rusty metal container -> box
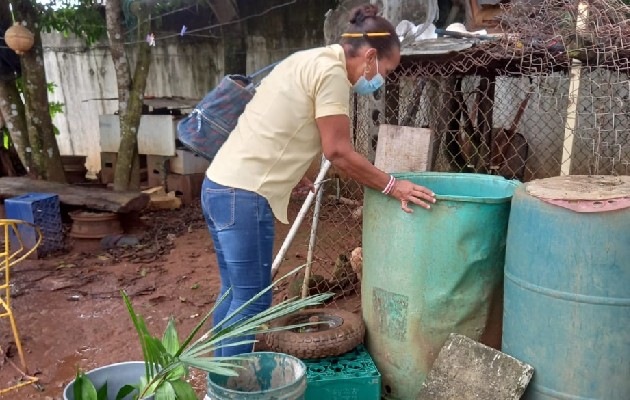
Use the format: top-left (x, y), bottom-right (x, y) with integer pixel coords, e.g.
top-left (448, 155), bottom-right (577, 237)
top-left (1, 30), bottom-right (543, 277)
top-left (69, 211), bottom-right (122, 239)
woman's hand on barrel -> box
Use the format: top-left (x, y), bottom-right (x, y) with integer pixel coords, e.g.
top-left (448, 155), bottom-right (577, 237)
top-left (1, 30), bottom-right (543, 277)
top-left (391, 179), bottom-right (436, 213)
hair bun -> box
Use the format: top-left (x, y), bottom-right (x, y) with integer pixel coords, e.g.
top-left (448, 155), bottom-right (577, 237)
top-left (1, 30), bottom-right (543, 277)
top-left (349, 4), bottom-right (379, 25)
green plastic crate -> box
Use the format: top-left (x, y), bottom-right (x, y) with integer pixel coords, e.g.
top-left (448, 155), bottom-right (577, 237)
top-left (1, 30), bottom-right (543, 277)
top-left (303, 345), bottom-right (381, 400)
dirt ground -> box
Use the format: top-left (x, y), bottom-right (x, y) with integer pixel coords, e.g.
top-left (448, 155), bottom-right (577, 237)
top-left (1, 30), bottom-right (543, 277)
top-left (0, 200), bottom-right (360, 399)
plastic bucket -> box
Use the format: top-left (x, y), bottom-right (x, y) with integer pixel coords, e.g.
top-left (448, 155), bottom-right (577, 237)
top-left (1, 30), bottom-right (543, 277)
top-left (63, 361), bottom-right (153, 400)
top-left (205, 352), bottom-right (307, 400)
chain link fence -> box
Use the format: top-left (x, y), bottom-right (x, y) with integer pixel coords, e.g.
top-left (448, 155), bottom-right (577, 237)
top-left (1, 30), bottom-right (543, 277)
top-left (285, 0), bottom-right (630, 307)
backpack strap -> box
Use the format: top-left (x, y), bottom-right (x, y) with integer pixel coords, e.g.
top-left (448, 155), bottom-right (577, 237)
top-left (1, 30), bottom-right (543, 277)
top-left (248, 60), bottom-right (282, 80)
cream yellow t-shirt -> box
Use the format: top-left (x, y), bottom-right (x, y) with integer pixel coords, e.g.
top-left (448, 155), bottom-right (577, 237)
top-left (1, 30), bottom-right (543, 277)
top-left (206, 44), bottom-right (351, 224)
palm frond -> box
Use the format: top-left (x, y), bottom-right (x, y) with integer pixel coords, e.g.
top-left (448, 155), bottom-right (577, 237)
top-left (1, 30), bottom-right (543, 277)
top-left (177, 356), bottom-right (248, 377)
top-left (174, 288), bottom-right (232, 358)
top-left (117, 264), bottom-right (333, 400)
top-left (122, 290), bottom-right (153, 381)
top-left (182, 339), bottom-right (258, 359)
top-left (162, 318), bottom-right (180, 355)
top-left (182, 293), bottom-right (331, 361)
top-left (207, 266), bottom-right (307, 336)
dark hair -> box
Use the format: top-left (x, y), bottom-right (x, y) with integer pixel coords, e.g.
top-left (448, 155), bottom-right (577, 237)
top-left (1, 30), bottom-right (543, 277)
top-left (340, 4), bottom-right (400, 59)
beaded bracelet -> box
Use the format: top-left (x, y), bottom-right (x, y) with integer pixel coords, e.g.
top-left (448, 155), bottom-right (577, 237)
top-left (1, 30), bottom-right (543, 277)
top-left (382, 175), bottom-right (396, 195)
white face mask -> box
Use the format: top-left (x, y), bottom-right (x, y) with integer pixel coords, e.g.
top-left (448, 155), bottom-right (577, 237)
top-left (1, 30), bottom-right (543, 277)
top-left (353, 57), bottom-right (385, 95)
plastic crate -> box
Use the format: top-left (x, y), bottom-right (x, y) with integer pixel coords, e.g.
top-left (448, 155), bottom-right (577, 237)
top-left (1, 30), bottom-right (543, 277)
top-left (303, 345), bottom-right (381, 400)
top-left (4, 193), bottom-right (64, 257)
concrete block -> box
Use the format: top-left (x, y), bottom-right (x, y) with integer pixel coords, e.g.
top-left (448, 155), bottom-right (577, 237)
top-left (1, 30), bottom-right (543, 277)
top-left (169, 149), bottom-right (210, 174)
top-left (100, 152), bottom-right (117, 184)
top-left (419, 333), bottom-right (534, 400)
top-left (101, 153), bottom-right (149, 185)
top-left (147, 155), bottom-right (170, 188)
top-left (99, 114), bottom-right (177, 156)
top-left (166, 172), bottom-right (204, 205)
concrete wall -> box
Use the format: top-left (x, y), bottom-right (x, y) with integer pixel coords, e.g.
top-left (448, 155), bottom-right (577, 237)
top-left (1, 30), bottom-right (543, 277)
top-left (43, 33), bottom-right (223, 175)
top-left (43, 0), bottom-right (335, 175)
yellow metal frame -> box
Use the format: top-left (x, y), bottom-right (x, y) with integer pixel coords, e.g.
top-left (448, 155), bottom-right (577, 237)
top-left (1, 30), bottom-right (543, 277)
top-left (0, 219), bottom-right (42, 394)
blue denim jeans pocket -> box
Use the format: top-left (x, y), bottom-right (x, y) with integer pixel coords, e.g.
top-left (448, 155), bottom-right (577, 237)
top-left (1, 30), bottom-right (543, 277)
top-left (202, 180), bottom-right (236, 231)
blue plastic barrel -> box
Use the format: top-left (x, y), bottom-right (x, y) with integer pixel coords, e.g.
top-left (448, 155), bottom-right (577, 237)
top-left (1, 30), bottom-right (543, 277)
top-left (362, 172), bottom-right (520, 400)
top-left (503, 176), bottom-right (630, 399)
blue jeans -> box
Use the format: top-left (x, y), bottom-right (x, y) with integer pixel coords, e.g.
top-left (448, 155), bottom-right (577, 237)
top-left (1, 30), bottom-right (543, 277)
top-left (201, 178), bottom-right (275, 357)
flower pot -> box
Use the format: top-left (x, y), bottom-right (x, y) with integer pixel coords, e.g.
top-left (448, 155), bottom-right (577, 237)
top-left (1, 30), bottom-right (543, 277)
top-left (4, 23), bottom-right (34, 55)
top-left (63, 361), bottom-right (154, 400)
top-left (205, 352), bottom-right (307, 400)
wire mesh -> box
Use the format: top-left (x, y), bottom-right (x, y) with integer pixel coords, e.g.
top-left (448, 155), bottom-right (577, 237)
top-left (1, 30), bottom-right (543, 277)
top-left (288, 0), bottom-right (630, 307)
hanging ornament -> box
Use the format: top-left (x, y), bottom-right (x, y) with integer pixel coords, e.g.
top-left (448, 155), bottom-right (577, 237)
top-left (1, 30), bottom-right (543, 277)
top-left (4, 22), bottom-right (35, 55)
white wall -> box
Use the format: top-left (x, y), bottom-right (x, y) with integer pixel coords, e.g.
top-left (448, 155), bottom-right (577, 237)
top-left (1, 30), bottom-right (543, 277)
top-left (42, 32), bottom-right (222, 175)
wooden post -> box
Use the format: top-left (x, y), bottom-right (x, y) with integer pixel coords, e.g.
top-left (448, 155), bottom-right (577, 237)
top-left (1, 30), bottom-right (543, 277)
top-left (561, 1), bottom-right (588, 176)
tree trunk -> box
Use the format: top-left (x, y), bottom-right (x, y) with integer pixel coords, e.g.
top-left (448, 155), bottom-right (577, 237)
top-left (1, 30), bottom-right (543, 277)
top-left (106, 0), bottom-right (152, 191)
top-left (0, 79), bottom-right (32, 172)
top-left (10, 0), bottom-right (66, 183)
top-left (0, 136), bottom-right (26, 177)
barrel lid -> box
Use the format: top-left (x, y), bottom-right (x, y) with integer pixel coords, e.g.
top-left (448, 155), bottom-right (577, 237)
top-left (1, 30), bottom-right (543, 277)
top-left (526, 175), bottom-right (630, 213)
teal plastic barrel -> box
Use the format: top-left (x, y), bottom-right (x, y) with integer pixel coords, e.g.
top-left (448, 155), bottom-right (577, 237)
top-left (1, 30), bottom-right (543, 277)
top-left (503, 176), bottom-right (630, 399)
top-left (205, 352), bottom-right (307, 400)
top-left (362, 172), bottom-right (520, 400)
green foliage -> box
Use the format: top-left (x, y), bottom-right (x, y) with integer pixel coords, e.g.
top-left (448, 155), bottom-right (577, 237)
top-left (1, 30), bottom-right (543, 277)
top-left (38, 0), bottom-right (107, 46)
top-left (47, 83), bottom-right (64, 135)
top-left (72, 371), bottom-right (99, 400)
top-left (72, 264), bottom-right (333, 400)
top-left (2, 130), bottom-right (8, 150)
top-left (47, 82), bottom-right (64, 119)
top-left (12, 78), bottom-right (63, 135)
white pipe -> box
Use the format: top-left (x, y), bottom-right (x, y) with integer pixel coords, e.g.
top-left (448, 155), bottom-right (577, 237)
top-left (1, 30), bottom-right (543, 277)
top-left (271, 159), bottom-right (332, 279)
top-left (301, 156), bottom-right (327, 299)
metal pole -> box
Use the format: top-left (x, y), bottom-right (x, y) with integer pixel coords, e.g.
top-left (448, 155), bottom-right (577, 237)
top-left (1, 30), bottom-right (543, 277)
top-left (271, 159), bottom-right (331, 279)
top-left (301, 156), bottom-right (327, 299)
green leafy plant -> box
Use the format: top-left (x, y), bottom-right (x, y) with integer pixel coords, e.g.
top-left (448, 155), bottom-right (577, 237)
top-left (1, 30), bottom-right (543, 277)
top-left (11, 79), bottom-right (64, 136)
top-left (71, 265), bottom-right (332, 400)
top-left (39, 0), bottom-right (107, 47)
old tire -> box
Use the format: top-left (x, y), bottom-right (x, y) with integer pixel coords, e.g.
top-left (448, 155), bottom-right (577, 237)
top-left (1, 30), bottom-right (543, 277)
top-left (265, 308), bottom-right (365, 359)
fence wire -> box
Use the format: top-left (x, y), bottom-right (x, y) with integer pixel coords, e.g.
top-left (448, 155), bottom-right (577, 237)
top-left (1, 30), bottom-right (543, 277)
top-left (285, 0), bottom-right (630, 307)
